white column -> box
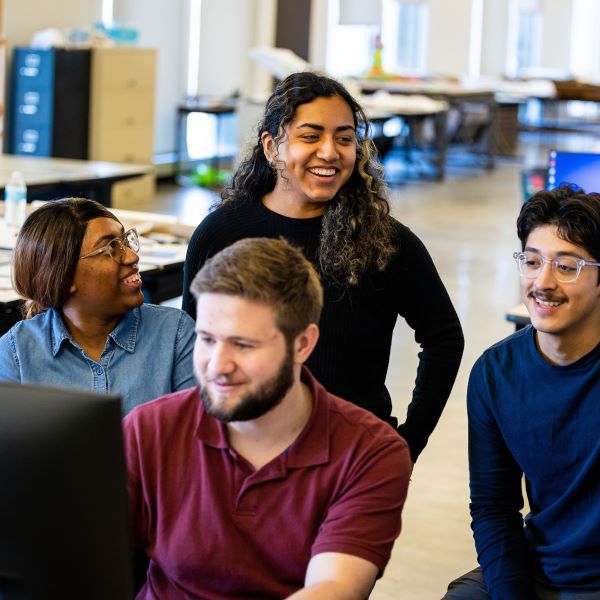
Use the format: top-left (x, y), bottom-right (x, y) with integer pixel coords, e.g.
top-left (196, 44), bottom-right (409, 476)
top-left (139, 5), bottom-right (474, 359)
top-left (427, 0), bottom-right (474, 76)
top-left (540, 0), bottom-right (573, 73)
top-left (570, 0), bottom-right (600, 78)
top-left (309, 0), bottom-right (329, 70)
top-left (480, 0), bottom-right (511, 77)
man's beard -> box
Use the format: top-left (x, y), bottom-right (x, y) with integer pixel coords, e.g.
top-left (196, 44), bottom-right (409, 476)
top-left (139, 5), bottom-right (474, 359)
top-left (198, 344), bottom-right (294, 422)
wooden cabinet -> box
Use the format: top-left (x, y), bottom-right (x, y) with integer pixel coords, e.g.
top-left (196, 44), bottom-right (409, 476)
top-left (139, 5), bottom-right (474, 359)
top-left (110, 172), bottom-right (156, 208)
top-left (7, 46), bottom-right (156, 166)
top-left (88, 48), bottom-right (156, 165)
top-left (5, 44), bottom-right (157, 207)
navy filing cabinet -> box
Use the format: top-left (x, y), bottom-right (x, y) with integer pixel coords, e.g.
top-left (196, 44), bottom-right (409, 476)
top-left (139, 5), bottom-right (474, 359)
top-left (9, 47), bottom-right (91, 159)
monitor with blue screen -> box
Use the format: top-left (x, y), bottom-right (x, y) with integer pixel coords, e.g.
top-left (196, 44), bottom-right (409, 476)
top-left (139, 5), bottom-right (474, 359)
top-left (547, 150), bottom-right (600, 193)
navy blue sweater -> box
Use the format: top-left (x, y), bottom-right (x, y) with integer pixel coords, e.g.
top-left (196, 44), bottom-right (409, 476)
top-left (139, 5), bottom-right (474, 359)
top-left (468, 326), bottom-right (600, 598)
top-left (182, 199), bottom-right (464, 462)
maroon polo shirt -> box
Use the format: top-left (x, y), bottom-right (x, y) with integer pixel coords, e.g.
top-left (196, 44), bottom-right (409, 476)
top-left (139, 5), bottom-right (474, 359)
top-left (124, 367), bottom-right (410, 599)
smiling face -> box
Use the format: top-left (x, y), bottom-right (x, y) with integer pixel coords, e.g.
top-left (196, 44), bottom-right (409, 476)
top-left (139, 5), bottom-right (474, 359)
top-left (521, 224), bottom-right (600, 362)
top-left (193, 293), bottom-right (298, 422)
top-left (261, 95), bottom-right (357, 218)
top-left (65, 217), bottom-right (144, 322)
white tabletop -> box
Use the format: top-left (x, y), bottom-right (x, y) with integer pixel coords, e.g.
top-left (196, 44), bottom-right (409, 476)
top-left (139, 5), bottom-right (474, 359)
top-left (356, 78), bottom-right (496, 98)
top-left (0, 155), bottom-right (151, 188)
top-left (359, 91), bottom-right (448, 117)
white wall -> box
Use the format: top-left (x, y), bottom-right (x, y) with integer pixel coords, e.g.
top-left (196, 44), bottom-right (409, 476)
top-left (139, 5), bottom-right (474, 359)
top-left (540, 0), bottom-right (573, 72)
top-left (309, 0), bottom-right (329, 70)
top-left (570, 0), bottom-right (600, 79)
top-left (113, 0), bottom-right (188, 155)
top-left (427, 0), bottom-right (474, 76)
top-left (4, 0), bottom-right (101, 49)
top-left (480, 0), bottom-right (510, 77)
top-left (197, 0), bottom-right (254, 97)
top-left (245, 0), bottom-right (278, 98)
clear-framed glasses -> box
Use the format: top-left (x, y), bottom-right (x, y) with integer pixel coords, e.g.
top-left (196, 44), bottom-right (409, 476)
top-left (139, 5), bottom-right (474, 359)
top-left (80, 228), bottom-right (140, 265)
top-left (513, 251), bottom-right (600, 283)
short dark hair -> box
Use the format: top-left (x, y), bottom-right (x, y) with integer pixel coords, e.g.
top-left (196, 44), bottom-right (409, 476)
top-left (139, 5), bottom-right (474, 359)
top-left (517, 186), bottom-right (600, 275)
top-left (190, 237), bottom-right (323, 344)
top-left (12, 198), bottom-right (120, 318)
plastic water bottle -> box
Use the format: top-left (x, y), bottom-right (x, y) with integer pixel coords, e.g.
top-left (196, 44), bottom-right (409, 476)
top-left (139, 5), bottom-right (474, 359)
top-left (5, 171), bottom-right (27, 230)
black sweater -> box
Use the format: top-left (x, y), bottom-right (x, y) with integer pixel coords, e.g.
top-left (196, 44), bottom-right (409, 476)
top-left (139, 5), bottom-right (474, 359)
top-left (182, 200), bottom-right (464, 461)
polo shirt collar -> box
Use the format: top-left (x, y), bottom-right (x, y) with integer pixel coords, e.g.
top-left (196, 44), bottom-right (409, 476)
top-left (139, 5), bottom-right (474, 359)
top-left (196, 398), bottom-right (230, 450)
top-left (49, 307), bottom-right (140, 356)
top-left (195, 366), bottom-right (331, 468)
top-left (285, 367), bottom-right (330, 468)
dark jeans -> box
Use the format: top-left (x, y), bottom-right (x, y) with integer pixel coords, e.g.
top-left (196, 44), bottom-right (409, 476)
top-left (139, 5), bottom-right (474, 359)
top-left (443, 568), bottom-right (491, 600)
top-left (443, 567), bottom-right (600, 600)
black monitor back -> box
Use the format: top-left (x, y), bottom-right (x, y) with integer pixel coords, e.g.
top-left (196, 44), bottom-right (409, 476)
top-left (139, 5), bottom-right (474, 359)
top-left (0, 382), bottom-right (133, 599)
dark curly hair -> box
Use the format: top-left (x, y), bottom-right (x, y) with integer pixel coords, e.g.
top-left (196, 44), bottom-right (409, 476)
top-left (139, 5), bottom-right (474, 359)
top-left (518, 185), bottom-right (600, 282)
top-left (220, 71), bottom-right (396, 285)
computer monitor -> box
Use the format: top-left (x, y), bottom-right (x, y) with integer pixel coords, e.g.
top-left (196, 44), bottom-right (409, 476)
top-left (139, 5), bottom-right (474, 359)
top-left (547, 149), bottom-right (600, 193)
top-left (0, 382), bottom-right (134, 600)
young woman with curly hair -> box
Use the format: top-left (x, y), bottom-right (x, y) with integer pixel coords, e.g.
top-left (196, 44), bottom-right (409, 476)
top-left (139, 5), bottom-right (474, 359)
top-left (182, 71), bottom-right (463, 462)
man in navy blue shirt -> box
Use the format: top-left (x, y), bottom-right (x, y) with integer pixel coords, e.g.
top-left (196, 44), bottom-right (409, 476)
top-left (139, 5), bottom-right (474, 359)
top-left (444, 185), bottom-right (600, 600)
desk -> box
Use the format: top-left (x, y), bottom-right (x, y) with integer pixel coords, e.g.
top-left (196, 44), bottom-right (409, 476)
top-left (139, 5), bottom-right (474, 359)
top-left (0, 205), bottom-right (192, 335)
top-left (0, 155), bottom-right (151, 207)
top-left (174, 98), bottom-right (237, 179)
top-left (505, 303), bottom-right (530, 330)
top-left (358, 79), bottom-right (498, 169)
top-left (359, 92), bottom-right (449, 180)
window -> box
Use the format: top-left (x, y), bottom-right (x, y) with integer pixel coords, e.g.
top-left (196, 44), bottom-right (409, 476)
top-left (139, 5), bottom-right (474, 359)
top-left (326, 0), bottom-right (429, 77)
top-left (101, 0), bottom-right (113, 24)
top-left (385, 2), bottom-right (429, 74)
top-left (517, 9), bottom-right (542, 72)
top-left (326, 0), bottom-right (374, 77)
top-left (506, 0), bottom-right (543, 77)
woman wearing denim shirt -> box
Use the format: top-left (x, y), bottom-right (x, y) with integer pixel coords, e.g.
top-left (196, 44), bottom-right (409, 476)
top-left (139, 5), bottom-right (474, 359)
top-left (0, 198), bottom-right (196, 414)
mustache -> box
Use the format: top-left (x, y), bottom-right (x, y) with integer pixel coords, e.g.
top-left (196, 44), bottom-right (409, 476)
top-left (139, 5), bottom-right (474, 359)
top-left (204, 373), bottom-right (242, 385)
top-left (529, 291), bottom-right (564, 301)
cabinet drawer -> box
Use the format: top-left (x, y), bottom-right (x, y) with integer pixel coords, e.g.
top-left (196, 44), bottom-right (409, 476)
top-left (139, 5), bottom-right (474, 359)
top-left (13, 88), bottom-right (53, 124)
top-left (92, 91), bottom-right (154, 128)
top-left (11, 123), bottom-right (52, 156)
top-left (90, 126), bottom-right (154, 164)
top-left (91, 48), bottom-right (156, 91)
top-left (111, 174), bottom-right (156, 207)
top-left (13, 48), bottom-right (54, 87)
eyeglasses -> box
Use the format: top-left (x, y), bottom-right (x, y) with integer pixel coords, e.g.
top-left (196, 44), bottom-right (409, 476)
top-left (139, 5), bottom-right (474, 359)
top-left (80, 229), bottom-right (140, 264)
top-left (513, 251), bottom-right (600, 283)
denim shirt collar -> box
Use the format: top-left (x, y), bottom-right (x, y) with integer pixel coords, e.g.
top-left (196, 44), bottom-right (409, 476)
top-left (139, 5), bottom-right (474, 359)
top-left (49, 307), bottom-right (140, 357)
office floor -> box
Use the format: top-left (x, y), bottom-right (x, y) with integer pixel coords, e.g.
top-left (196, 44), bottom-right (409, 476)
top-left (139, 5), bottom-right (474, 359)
top-left (124, 129), bottom-right (600, 600)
